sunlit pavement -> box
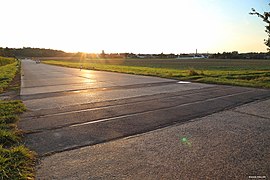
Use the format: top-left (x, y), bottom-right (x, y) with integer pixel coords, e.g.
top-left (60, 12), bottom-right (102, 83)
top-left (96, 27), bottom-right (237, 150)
top-left (19, 59), bottom-right (270, 179)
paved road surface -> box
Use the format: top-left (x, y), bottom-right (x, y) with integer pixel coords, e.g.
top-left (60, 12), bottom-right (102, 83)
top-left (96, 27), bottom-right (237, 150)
top-left (19, 59), bottom-right (270, 179)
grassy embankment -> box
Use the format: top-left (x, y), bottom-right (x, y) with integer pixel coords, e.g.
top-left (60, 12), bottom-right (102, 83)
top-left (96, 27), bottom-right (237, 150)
top-left (0, 57), bottom-right (18, 93)
top-left (43, 58), bottom-right (270, 88)
top-left (0, 57), bottom-right (35, 179)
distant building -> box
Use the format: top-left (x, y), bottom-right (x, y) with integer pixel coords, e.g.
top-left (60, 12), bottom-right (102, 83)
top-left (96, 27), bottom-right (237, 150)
top-left (100, 50), bottom-right (105, 58)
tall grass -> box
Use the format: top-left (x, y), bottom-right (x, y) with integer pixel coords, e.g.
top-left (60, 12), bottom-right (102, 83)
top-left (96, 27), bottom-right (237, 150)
top-left (0, 57), bottom-right (18, 93)
top-left (0, 57), bottom-right (15, 66)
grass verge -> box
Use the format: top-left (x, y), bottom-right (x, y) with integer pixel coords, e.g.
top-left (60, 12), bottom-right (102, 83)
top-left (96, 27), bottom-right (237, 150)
top-left (43, 60), bottom-right (270, 88)
top-left (0, 57), bottom-right (15, 66)
top-left (0, 56), bottom-right (35, 179)
top-left (0, 57), bottom-right (18, 93)
top-left (0, 100), bottom-right (35, 180)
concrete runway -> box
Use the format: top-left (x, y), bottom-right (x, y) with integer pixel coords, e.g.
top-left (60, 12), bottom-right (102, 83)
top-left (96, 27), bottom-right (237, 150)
top-left (19, 59), bottom-right (270, 179)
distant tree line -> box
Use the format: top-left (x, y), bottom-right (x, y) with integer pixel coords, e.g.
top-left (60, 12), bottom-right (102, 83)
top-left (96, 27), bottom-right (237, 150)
top-left (210, 51), bottom-right (270, 59)
top-left (1, 47), bottom-right (270, 60)
top-left (0, 47), bottom-right (68, 58)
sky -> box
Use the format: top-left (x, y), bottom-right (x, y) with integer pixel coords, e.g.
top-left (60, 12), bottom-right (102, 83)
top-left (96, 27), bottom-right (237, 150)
top-left (0, 0), bottom-right (269, 54)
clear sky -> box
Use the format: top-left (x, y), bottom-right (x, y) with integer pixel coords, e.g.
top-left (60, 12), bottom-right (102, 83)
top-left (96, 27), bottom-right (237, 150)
top-left (0, 0), bottom-right (269, 54)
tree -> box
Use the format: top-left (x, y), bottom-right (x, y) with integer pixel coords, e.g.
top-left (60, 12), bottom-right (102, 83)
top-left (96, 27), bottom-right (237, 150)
top-left (250, 4), bottom-right (270, 51)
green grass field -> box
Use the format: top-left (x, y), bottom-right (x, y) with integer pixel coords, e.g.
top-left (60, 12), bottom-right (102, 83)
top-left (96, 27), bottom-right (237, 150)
top-left (43, 58), bottom-right (270, 88)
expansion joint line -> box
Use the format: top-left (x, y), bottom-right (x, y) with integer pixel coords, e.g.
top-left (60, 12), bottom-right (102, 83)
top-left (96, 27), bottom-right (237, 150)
top-left (232, 110), bottom-right (270, 120)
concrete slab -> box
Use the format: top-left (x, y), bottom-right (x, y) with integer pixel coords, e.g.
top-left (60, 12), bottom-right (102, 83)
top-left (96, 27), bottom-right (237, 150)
top-left (36, 102), bottom-right (270, 179)
top-left (22, 82), bottom-right (215, 110)
top-left (21, 82), bottom-right (110, 95)
top-left (234, 99), bottom-right (270, 119)
top-left (19, 86), bottom-right (251, 131)
top-left (21, 59), bottom-right (177, 91)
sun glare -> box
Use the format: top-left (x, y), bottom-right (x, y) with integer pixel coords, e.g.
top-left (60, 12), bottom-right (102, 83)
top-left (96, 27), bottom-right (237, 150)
top-left (0, 0), bottom-right (268, 53)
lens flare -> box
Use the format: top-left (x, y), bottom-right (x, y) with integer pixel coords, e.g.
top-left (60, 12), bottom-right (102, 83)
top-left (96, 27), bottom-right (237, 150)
top-left (180, 137), bottom-right (192, 147)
